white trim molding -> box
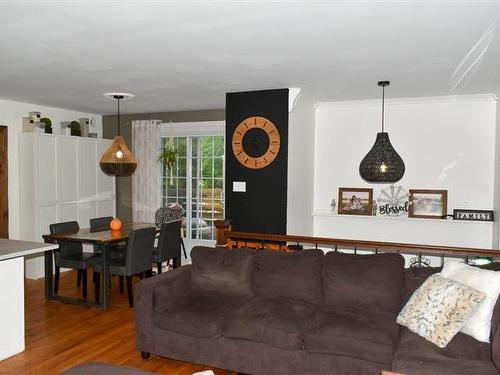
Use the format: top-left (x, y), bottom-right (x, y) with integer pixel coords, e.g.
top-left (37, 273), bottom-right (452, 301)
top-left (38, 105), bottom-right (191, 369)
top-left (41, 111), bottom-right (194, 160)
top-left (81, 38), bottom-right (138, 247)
top-left (160, 121), bottom-right (225, 137)
top-left (316, 93), bottom-right (497, 110)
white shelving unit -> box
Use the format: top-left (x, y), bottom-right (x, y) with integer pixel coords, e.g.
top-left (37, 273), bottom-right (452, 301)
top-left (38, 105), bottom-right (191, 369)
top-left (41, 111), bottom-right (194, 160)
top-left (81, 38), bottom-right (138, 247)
top-left (19, 133), bottom-right (116, 279)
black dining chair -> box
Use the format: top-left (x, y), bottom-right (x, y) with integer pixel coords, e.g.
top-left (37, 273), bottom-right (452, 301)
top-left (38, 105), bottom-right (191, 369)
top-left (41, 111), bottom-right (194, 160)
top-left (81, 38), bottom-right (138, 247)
top-left (94, 227), bottom-right (156, 307)
top-left (153, 220), bottom-right (182, 273)
top-left (89, 216), bottom-right (127, 292)
top-left (49, 221), bottom-right (95, 299)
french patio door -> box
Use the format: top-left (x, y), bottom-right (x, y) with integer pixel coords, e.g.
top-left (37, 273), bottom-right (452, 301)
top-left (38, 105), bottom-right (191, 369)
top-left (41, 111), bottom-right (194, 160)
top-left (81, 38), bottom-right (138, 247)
top-left (161, 128), bottom-right (224, 249)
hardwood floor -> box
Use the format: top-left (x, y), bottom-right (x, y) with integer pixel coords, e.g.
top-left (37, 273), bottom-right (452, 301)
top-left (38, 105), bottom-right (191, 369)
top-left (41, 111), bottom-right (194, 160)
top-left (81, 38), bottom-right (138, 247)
top-left (0, 270), bottom-right (237, 375)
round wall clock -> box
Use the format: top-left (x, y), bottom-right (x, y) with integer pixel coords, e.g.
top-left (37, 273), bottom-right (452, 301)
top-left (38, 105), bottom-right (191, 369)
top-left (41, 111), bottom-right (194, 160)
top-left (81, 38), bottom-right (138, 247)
top-left (232, 116), bottom-right (280, 169)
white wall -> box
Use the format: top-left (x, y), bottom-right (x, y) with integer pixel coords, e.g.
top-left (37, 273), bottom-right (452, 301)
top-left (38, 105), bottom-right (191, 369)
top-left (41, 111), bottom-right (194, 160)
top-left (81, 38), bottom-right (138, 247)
top-left (0, 98), bottom-right (102, 239)
top-left (494, 100), bottom-right (500, 248)
top-left (287, 94), bottom-right (315, 235)
top-left (313, 95), bottom-right (497, 248)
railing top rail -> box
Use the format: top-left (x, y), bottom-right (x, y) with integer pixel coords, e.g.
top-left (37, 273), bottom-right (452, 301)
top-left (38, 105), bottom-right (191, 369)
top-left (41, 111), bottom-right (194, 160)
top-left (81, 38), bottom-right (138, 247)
top-left (224, 230), bottom-right (500, 258)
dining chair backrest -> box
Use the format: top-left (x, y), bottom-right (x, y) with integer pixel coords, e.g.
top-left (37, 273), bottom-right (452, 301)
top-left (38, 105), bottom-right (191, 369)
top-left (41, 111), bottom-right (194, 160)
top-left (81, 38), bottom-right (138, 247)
top-left (49, 221), bottom-right (82, 257)
top-left (156, 221), bottom-right (181, 263)
top-left (89, 216), bottom-right (113, 230)
top-left (90, 216), bottom-right (114, 253)
top-left (125, 227), bottom-right (156, 275)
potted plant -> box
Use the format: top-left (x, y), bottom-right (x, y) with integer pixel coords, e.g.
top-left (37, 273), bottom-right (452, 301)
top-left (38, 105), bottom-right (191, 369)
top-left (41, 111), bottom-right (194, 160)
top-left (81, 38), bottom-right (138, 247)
top-left (40, 117), bottom-right (52, 134)
top-left (157, 143), bottom-right (177, 185)
top-left (70, 121), bottom-right (81, 136)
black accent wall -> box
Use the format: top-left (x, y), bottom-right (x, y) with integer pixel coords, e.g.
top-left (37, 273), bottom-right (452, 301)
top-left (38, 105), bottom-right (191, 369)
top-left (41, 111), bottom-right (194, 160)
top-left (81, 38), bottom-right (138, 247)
top-left (225, 89), bottom-right (289, 234)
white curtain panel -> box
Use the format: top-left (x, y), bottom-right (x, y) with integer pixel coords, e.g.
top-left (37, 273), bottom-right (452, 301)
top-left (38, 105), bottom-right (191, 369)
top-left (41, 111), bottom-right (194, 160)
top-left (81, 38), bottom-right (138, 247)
top-left (131, 119), bottom-right (162, 223)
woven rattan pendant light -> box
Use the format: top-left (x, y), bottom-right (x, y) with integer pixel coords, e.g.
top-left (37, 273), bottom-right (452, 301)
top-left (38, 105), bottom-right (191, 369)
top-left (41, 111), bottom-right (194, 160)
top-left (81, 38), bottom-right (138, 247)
top-left (359, 81), bottom-right (405, 183)
top-left (100, 93), bottom-right (137, 176)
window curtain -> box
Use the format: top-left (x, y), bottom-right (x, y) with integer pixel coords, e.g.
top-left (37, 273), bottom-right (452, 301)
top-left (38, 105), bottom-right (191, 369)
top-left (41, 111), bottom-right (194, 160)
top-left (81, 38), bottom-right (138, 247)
top-left (131, 120), bottom-right (162, 223)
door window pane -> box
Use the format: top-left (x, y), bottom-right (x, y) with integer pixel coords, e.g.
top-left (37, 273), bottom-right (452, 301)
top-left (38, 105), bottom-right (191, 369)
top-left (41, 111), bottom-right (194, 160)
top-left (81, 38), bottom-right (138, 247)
top-left (161, 135), bottom-right (224, 241)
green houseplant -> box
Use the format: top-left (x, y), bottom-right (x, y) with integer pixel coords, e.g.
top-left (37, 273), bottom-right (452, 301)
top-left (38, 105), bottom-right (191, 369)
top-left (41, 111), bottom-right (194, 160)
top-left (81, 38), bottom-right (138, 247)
top-left (70, 121), bottom-right (81, 136)
top-left (40, 117), bottom-right (52, 134)
top-left (157, 143), bottom-right (177, 185)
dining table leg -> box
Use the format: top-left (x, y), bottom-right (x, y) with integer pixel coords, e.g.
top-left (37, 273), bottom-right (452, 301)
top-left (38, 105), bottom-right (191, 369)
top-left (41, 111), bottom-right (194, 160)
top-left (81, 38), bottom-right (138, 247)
top-left (101, 243), bottom-right (110, 310)
top-left (44, 249), bottom-right (54, 301)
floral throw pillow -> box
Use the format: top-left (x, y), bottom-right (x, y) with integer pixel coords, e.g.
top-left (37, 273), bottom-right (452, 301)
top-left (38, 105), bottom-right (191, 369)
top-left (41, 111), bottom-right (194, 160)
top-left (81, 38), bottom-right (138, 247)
top-left (397, 273), bottom-right (485, 348)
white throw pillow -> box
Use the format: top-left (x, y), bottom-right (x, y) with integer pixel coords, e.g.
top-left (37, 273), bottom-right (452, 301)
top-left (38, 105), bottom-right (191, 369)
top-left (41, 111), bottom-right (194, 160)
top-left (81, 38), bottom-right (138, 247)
top-left (441, 261), bottom-right (500, 342)
top-left (397, 273), bottom-right (485, 348)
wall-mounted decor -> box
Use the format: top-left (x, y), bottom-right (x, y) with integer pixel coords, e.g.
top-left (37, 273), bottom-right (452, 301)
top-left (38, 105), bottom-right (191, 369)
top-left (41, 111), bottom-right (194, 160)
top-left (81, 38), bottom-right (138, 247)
top-left (225, 89), bottom-right (289, 234)
top-left (377, 185), bottom-right (409, 216)
top-left (409, 189), bottom-right (448, 219)
top-left (453, 209), bottom-right (494, 222)
top-left (231, 116), bottom-right (280, 169)
top-left (99, 93), bottom-right (138, 176)
top-left (338, 187), bottom-right (373, 216)
top-left (359, 81), bottom-right (405, 183)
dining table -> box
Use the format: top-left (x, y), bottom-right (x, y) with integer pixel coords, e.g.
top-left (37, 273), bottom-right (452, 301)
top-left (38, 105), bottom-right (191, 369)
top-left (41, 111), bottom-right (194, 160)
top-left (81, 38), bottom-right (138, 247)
top-left (42, 222), bottom-right (157, 310)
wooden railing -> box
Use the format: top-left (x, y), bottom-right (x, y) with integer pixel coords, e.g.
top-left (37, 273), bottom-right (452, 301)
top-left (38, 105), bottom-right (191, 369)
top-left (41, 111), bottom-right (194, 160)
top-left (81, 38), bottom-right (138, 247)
top-left (214, 220), bottom-right (500, 266)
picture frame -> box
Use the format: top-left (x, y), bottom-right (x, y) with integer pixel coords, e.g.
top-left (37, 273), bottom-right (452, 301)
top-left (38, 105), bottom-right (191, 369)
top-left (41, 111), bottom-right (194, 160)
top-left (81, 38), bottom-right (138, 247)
top-left (408, 189), bottom-right (448, 219)
top-left (338, 187), bottom-right (373, 216)
top-left (453, 209), bottom-right (494, 222)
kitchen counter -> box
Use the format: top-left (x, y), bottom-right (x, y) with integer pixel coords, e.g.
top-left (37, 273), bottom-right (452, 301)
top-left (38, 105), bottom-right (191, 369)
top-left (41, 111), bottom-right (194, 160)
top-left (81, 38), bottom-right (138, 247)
top-left (0, 238), bottom-right (58, 361)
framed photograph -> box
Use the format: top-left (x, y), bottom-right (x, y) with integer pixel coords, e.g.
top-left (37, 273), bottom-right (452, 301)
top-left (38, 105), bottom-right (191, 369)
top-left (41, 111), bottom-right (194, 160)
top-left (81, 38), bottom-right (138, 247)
top-left (453, 209), bottom-right (494, 222)
top-left (338, 188), bottom-right (373, 216)
top-left (408, 189), bottom-right (448, 219)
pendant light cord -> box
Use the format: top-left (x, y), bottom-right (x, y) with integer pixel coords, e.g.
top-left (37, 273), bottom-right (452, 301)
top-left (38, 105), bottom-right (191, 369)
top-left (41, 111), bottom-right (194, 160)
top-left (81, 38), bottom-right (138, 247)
top-left (117, 96), bottom-right (121, 136)
top-left (381, 84), bottom-right (385, 133)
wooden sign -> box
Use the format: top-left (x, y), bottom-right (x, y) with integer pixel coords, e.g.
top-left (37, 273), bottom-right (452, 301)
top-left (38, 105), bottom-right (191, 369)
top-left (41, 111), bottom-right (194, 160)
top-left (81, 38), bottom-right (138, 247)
top-left (453, 209), bottom-right (494, 222)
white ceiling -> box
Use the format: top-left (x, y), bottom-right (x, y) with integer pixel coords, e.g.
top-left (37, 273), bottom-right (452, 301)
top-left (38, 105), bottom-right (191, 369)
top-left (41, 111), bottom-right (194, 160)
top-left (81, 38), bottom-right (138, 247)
top-left (0, 1), bottom-right (499, 114)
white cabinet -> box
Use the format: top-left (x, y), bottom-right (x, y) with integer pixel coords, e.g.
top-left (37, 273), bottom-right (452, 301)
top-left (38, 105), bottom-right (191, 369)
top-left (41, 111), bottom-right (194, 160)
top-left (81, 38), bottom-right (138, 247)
top-left (19, 133), bottom-right (116, 279)
top-left (58, 137), bottom-right (78, 202)
top-left (97, 141), bottom-right (114, 196)
top-left (37, 136), bottom-right (57, 203)
top-left (78, 139), bottom-right (97, 200)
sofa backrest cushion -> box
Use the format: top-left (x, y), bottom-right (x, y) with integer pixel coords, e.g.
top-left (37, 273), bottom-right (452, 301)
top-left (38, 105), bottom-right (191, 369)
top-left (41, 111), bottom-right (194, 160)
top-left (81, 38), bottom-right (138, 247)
top-left (404, 266), bottom-right (442, 303)
top-left (252, 249), bottom-right (324, 305)
top-left (480, 262), bottom-right (500, 339)
top-left (190, 246), bottom-right (254, 298)
top-left (323, 252), bottom-right (405, 316)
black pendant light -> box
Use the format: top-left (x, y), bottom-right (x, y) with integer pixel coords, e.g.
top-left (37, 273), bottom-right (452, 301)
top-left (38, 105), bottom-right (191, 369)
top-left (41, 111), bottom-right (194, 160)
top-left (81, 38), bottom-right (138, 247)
top-left (359, 81), bottom-right (405, 183)
top-left (100, 93), bottom-right (137, 176)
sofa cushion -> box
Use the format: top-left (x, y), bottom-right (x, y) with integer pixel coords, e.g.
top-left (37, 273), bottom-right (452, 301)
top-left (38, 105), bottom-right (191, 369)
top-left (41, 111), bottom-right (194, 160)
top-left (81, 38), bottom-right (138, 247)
top-left (396, 327), bottom-right (491, 361)
top-left (404, 266), bottom-right (441, 302)
top-left (323, 252), bottom-right (405, 316)
top-left (153, 293), bottom-right (244, 338)
top-left (481, 262), bottom-right (500, 339)
top-left (252, 249), bottom-right (324, 305)
top-left (190, 246), bottom-right (254, 298)
top-left (304, 309), bottom-right (399, 364)
top-left (223, 297), bottom-right (317, 350)
top-left (392, 328), bottom-right (496, 375)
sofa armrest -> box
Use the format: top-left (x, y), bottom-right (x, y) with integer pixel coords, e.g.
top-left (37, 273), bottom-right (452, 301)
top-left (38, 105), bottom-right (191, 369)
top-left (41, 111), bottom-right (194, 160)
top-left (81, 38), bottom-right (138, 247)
top-left (134, 265), bottom-right (192, 353)
top-left (492, 321), bottom-right (500, 371)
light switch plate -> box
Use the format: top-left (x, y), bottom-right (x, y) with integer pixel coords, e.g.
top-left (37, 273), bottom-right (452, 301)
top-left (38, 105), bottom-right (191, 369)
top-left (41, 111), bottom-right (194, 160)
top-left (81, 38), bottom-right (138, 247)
top-left (233, 181), bottom-right (246, 192)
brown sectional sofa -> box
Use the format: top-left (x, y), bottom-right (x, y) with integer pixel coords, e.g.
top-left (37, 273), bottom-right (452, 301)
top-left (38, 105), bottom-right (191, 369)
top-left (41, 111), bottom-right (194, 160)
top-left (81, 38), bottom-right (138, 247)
top-left (135, 246), bottom-right (500, 375)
